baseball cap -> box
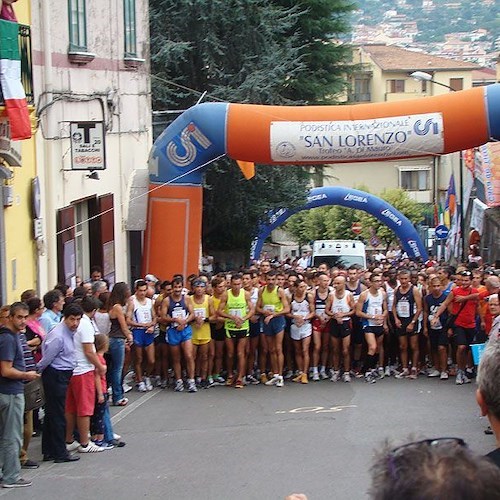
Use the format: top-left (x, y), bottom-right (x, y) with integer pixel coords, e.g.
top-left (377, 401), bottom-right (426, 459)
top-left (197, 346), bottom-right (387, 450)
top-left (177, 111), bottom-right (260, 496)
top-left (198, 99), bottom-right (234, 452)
top-left (145, 274), bottom-right (158, 283)
top-left (192, 279), bottom-right (207, 288)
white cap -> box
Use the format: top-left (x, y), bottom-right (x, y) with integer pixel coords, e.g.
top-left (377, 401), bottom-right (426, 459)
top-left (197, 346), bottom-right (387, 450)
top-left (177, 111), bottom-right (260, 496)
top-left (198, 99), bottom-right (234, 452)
top-left (145, 274), bottom-right (158, 283)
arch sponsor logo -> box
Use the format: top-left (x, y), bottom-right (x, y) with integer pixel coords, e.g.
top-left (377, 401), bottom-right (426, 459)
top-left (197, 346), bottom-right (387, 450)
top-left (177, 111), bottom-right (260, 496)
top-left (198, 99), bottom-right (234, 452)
top-left (166, 122), bottom-right (212, 167)
top-left (407, 240), bottom-right (421, 257)
top-left (344, 193), bottom-right (368, 203)
top-left (381, 208), bottom-right (402, 226)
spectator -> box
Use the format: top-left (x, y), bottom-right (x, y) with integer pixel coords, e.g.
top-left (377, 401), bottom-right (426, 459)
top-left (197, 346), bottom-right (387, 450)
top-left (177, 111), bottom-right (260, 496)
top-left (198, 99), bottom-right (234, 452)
top-left (37, 303), bottom-right (84, 463)
top-left (0, 302), bottom-right (40, 489)
top-left (477, 339), bottom-right (500, 467)
top-left (39, 289), bottom-right (65, 334)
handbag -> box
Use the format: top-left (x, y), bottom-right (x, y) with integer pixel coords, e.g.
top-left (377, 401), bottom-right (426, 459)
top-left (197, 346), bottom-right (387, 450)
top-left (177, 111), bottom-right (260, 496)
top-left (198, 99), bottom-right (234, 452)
top-left (24, 378), bottom-right (45, 411)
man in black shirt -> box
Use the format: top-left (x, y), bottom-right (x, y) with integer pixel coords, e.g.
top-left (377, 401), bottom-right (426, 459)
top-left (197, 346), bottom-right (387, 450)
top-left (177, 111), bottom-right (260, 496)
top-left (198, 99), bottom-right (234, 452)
top-left (476, 339), bottom-right (500, 468)
top-left (0, 302), bottom-right (40, 488)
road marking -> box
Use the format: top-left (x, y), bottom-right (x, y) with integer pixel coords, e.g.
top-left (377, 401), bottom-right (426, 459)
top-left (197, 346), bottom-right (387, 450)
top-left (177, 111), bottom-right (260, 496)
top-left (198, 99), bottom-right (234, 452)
top-left (111, 390), bottom-right (160, 425)
top-left (276, 404), bottom-right (357, 414)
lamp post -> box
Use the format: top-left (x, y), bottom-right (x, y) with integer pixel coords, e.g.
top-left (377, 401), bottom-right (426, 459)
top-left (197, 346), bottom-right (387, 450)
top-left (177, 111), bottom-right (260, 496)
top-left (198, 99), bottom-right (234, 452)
top-left (410, 71), bottom-right (466, 263)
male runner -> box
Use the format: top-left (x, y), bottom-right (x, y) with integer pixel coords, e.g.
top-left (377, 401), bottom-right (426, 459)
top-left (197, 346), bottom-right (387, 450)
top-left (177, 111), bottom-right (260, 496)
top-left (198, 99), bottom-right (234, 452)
top-left (326, 276), bottom-right (355, 382)
top-left (127, 280), bottom-right (156, 391)
top-left (218, 273), bottom-right (254, 388)
top-left (346, 265), bottom-right (366, 377)
top-left (242, 270), bottom-right (261, 384)
top-left (311, 272), bottom-right (331, 381)
top-left (356, 274), bottom-right (388, 384)
top-left (393, 269), bottom-right (423, 379)
top-left (161, 277), bottom-right (197, 392)
top-left (256, 270), bottom-right (290, 387)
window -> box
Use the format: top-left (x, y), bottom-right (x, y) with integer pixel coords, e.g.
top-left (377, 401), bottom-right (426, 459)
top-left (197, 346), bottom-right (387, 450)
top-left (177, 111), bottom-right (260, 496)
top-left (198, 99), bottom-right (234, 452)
top-left (124, 0), bottom-right (137, 57)
top-left (353, 78), bottom-right (371, 101)
top-left (449, 78), bottom-right (463, 91)
top-left (400, 168), bottom-right (430, 191)
top-left (68, 0), bottom-right (87, 52)
top-left (75, 201), bottom-right (90, 282)
top-left (388, 79), bottom-right (405, 93)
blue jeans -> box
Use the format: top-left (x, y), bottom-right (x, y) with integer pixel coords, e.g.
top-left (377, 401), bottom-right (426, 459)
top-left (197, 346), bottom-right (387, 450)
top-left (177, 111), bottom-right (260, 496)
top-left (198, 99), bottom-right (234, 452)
top-left (108, 337), bottom-right (125, 404)
top-left (0, 393), bottom-right (24, 484)
top-left (103, 404), bottom-right (114, 443)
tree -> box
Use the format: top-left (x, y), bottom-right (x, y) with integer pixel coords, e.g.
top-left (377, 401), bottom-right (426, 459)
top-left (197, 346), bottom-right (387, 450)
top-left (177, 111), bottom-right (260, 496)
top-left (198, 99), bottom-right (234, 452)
top-left (273, 0), bottom-right (356, 104)
top-left (150, 0), bottom-right (356, 256)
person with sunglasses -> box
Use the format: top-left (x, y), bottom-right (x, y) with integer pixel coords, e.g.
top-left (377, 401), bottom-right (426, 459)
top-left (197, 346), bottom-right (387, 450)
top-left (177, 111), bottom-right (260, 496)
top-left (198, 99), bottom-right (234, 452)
top-left (431, 270), bottom-right (479, 385)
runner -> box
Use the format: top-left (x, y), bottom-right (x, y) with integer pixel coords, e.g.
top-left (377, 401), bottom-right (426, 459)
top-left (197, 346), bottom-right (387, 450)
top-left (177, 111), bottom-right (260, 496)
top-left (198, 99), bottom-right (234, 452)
top-left (393, 269), bottom-right (423, 380)
top-left (423, 276), bottom-right (449, 379)
top-left (161, 277), bottom-right (197, 392)
top-left (311, 272), bottom-right (331, 381)
top-left (431, 270), bottom-right (479, 385)
top-left (326, 276), bottom-right (355, 382)
top-left (256, 270), bottom-right (290, 387)
top-left (208, 276), bottom-right (227, 386)
top-left (218, 273), bottom-right (254, 388)
top-left (287, 279), bottom-right (315, 384)
top-left (191, 279), bottom-right (214, 389)
top-left (127, 280), bottom-right (156, 392)
top-left (356, 274), bottom-right (388, 384)
top-left (346, 265), bottom-right (367, 377)
top-left (242, 270), bottom-right (261, 385)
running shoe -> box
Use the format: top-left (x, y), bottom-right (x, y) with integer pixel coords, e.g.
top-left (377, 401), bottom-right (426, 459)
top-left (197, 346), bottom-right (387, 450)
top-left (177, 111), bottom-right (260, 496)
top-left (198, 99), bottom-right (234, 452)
top-left (174, 379), bottom-right (184, 392)
top-left (395, 368), bottom-right (409, 379)
top-left (1, 478), bottom-right (32, 489)
top-left (246, 374), bottom-right (260, 385)
top-left (235, 379), bottom-right (244, 389)
top-left (292, 372), bottom-right (303, 383)
top-left (440, 371), bottom-right (449, 380)
top-left (276, 376), bottom-right (284, 387)
top-left (160, 379), bottom-right (168, 389)
top-left (187, 379), bottom-right (198, 392)
top-left (342, 372), bottom-right (351, 383)
top-left (265, 374), bottom-right (280, 386)
top-left (312, 372), bottom-right (320, 382)
top-left (384, 366), bottom-right (391, 378)
top-left (144, 377), bottom-right (153, 391)
top-left (213, 375), bottom-right (226, 385)
top-left (319, 369), bottom-right (328, 380)
top-left (65, 440), bottom-right (80, 452)
top-left (93, 440), bottom-right (114, 450)
top-left (462, 372), bottom-right (471, 384)
top-left (409, 368), bottom-right (418, 380)
top-left (137, 381), bottom-right (147, 392)
top-left (330, 370), bottom-right (340, 382)
top-left (113, 398), bottom-right (128, 406)
top-left (260, 373), bottom-right (269, 384)
top-left (78, 442), bottom-right (105, 453)
top-left (427, 368), bottom-right (440, 378)
top-left (365, 371), bottom-right (376, 384)
top-left (225, 376), bottom-right (234, 386)
top-left (377, 366), bottom-right (385, 379)
top-left (455, 370), bottom-right (464, 385)
top-left (122, 382), bottom-right (133, 393)
top-left (465, 367), bottom-right (475, 379)
top-left (207, 376), bottom-right (215, 388)
top-left (300, 373), bottom-right (309, 384)
top-left (284, 370), bottom-right (294, 380)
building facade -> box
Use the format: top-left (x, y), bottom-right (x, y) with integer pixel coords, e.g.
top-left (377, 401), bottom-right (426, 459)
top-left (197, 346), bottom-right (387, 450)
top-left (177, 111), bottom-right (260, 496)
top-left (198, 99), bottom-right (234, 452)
top-left (31, 0), bottom-right (152, 291)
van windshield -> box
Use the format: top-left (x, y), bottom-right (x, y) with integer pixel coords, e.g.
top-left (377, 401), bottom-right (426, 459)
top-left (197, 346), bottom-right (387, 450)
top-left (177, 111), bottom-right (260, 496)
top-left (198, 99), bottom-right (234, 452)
top-left (313, 256), bottom-right (365, 268)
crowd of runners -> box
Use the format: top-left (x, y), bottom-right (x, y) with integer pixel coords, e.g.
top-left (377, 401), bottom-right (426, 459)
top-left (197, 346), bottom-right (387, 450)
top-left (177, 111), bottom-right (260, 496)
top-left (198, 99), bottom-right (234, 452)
top-left (114, 254), bottom-right (500, 394)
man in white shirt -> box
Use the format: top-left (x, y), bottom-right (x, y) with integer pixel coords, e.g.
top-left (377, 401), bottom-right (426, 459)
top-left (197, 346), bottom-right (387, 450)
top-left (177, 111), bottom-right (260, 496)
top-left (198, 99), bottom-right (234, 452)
top-left (64, 297), bottom-right (107, 453)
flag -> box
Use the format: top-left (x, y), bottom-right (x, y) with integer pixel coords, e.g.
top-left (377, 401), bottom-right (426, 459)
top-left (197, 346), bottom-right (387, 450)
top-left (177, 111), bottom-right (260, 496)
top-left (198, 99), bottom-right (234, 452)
top-left (444, 173), bottom-right (456, 227)
top-left (0, 19), bottom-right (31, 140)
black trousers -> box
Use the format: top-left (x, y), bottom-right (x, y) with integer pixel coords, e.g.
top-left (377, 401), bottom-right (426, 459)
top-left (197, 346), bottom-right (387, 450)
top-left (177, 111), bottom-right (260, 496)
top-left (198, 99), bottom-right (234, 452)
top-left (41, 366), bottom-right (73, 459)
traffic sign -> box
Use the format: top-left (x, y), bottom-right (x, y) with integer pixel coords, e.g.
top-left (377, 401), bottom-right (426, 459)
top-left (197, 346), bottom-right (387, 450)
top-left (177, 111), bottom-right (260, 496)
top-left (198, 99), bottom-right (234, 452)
top-left (370, 236), bottom-right (381, 247)
top-left (352, 222), bottom-right (362, 235)
top-left (435, 224), bottom-right (450, 240)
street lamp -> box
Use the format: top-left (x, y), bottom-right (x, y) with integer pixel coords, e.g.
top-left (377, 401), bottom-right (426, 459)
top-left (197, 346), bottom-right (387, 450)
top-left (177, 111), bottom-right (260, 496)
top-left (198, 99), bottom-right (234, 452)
top-left (410, 70), bottom-right (466, 262)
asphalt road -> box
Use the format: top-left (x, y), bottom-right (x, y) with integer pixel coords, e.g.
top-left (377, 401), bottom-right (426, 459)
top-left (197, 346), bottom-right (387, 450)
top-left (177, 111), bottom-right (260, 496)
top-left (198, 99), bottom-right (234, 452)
top-left (2, 376), bottom-right (494, 500)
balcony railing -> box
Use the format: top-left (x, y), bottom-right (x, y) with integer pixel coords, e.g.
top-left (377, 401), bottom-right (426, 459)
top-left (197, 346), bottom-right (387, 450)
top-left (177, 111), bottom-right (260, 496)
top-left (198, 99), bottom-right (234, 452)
top-left (0, 24), bottom-right (34, 106)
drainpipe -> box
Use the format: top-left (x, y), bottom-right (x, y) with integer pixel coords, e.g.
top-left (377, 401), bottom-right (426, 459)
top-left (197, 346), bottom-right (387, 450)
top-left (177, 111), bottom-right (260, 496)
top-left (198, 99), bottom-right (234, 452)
top-left (0, 167), bottom-right (13, 304)
top-left (40, 0), bottom-right (57, 291)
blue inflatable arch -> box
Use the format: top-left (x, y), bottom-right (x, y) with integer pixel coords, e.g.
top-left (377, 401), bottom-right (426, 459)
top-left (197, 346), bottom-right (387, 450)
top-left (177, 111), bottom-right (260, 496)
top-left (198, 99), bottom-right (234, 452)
top-left (249, 186), bottom-right (428, 262)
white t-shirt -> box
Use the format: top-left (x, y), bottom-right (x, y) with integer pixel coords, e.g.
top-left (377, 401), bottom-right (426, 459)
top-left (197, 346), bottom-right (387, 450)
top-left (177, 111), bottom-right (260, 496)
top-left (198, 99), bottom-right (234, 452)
top-left (73, 314), bottom-right (96, 376)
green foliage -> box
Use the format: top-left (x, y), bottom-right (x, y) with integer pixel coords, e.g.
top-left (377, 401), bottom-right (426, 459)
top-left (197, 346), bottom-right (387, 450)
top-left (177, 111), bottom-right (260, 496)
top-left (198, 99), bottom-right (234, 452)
top-left (273, 0), bottom-right (356, 103)
top-left (150, 0), bottom-right (355, 254)
top-left (284, 188), bottom-right (424, 249)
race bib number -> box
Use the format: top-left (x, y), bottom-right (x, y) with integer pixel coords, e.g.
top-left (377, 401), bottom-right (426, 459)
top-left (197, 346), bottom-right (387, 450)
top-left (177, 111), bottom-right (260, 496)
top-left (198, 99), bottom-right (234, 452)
top-left (194, 308), bottom-right (206, 320)
top-left (263, 305), bottom-right (275, 313)
top-left (396, 301), bottom-right (410, 318)
top-left (229, 308), bottom-right (243, 318)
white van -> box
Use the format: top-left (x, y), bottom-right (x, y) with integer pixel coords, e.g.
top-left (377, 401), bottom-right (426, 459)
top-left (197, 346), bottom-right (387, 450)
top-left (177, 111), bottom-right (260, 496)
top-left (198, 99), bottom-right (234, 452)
top-left (312, 240), bottom-right (367, 269)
